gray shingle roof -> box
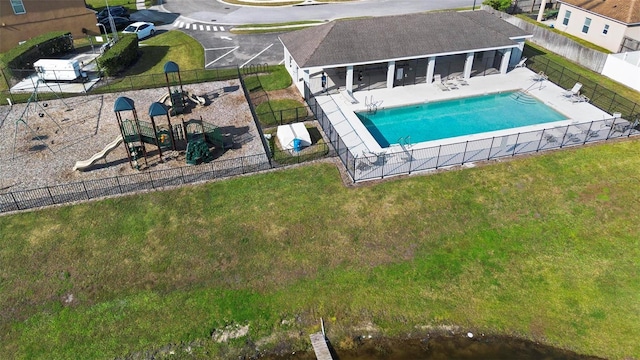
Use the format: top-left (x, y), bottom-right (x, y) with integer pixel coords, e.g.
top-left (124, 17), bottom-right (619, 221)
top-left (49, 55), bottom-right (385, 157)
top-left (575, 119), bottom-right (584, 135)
top-left (279, 10), bottom-right (531, 69)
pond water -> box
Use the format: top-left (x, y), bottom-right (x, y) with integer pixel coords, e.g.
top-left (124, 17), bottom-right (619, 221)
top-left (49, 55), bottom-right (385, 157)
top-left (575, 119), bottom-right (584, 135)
top-left (262, 335), bottom-right (604, 360)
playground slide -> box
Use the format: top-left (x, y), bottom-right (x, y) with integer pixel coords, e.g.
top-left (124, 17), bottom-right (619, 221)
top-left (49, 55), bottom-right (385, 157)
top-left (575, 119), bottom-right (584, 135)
top-left (73, 136), bottom-right (123, 171)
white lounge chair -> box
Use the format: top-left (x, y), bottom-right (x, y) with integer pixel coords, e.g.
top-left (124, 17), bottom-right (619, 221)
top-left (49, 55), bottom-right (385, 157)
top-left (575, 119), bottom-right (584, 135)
top-left (361, 150), bottom-right (386, 166)
top-left (569, 94), bottom-right (589, 103)
top-left (532, 71), bottom-right (548, 82)
top-left (456, 76), bottom-right (469, 86)
top-left (433, 74), bottom-right (450, 91)
top-left (563, 82), bottom-right (582, 97)
top-left (514, 57), bottom-right (527, 68)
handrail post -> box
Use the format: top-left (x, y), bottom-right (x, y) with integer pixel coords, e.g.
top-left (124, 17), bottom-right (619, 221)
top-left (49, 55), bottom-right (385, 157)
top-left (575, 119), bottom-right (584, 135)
top-left (488, 137), bottom-right (496, 160)
top-left (462, 141), bottom-right (469, 164)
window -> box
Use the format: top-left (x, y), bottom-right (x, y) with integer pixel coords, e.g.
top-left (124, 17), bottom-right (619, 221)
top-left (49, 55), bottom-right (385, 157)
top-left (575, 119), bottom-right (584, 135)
top-left (603, 24), bottom-right (610, 35)
top-left (562, 10), bottom-right (571, 26)
top-left (582, 17), bottom-right (591, 33)
top-left (10, 0), bottom-right (26, 14)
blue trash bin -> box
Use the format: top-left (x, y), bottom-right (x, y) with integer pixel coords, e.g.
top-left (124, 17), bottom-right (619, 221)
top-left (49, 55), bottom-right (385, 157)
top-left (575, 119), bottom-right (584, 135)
top-left (292, 138), bottom-right (301, 152)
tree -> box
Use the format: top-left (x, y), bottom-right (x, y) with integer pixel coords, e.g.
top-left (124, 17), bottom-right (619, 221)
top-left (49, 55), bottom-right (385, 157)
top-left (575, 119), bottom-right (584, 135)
top-left (483, 0), bottom-right (513, 11)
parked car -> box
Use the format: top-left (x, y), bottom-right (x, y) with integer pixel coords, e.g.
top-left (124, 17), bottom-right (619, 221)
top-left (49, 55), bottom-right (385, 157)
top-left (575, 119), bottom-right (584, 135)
top-left (98, 16), bottom-right (131, 33)
top-left (96, 6), bottom-right (129, 21)
top-left (122, 22), bottom-right (156, 39)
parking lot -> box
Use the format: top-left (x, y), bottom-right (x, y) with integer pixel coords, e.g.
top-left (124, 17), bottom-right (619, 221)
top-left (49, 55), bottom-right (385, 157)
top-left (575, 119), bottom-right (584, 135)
top-left (176, 23), bottom-right (285, 68)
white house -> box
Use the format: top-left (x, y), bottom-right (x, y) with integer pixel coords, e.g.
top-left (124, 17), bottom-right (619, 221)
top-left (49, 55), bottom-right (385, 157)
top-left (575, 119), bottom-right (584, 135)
top-left (555, 0), bottom-right (640, 53)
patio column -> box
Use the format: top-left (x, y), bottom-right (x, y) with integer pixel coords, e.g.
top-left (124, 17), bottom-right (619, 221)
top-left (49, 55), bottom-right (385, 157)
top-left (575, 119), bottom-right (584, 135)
top-left (463, 52), bottom-right (474, 79)
top-left (302, 69), bottom-right (310, 99)
top-left (346, 65), bottom-right (354, 94)
top-left (500, 49), bottom-right (512, 74)
top-left (536, 0), bottom-right (549, 22)
top-left (387, 61), bottom-right (395, 89)
top-left (426, 56), bottom-right (436, 84)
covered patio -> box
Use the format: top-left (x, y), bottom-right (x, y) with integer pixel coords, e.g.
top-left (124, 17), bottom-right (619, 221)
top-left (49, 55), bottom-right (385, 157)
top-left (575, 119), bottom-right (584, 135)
top-left (279, 10), bottom-right (532, 97)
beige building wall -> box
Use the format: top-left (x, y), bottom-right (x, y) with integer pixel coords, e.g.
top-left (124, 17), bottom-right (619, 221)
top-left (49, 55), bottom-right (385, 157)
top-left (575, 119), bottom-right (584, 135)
top-left (554, 4), bottom-right (627, 52)
top-left (0, 0), bottom-right (98, 52)
top-left (626, 26), bottom-right (640, 40)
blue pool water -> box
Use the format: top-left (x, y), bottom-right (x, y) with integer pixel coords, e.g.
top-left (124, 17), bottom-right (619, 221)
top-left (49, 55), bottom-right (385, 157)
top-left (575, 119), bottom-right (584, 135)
top-left (356, 91), bottom-right (566, 148)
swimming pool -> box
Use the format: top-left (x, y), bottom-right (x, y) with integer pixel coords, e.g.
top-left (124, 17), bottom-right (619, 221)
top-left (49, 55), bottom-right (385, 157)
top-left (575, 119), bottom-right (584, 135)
top-left (355, 91), bottom-right (566, 148)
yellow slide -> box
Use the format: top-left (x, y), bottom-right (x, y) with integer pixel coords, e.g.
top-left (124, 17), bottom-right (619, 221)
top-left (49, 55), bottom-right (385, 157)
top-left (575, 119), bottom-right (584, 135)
top-left (73, 136), bottom-right (123, 171)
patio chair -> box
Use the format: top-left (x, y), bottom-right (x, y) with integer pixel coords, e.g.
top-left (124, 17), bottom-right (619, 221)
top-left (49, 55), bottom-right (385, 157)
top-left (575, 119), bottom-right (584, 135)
top-left (514, 57), bottom-right (527, 68)
top-left (456, 76), bottom-right (469, 86)
top-left (569, 94), bottom-right (589, 103)
top-left (361, 149), bottom-right (386, 166)
top-left (532, 71), bottom-right (548, 82)
top-left (563, 82), bottom-right (582, 97)
top-left (543, 133), bottom-right (558, 144)
top-left (433, 74), bottom-right (450, 91)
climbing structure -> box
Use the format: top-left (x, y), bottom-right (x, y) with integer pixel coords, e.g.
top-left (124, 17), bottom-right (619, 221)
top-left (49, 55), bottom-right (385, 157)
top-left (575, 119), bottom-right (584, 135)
top-left (182, 116), bottom-right (225, 165)
top-left (114, 96), bottom-right (148, 169)
top-left (164, 61), bottom-right (185, 116)
top-left (114, 95), bottom-right (228, 169)
top-left (148, 102), bottom-right (176, 158)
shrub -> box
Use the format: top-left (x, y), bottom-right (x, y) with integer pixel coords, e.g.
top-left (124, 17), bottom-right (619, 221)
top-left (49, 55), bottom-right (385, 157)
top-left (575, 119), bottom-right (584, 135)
top-left (1, 32), bottom-right (74, 76)
top-left (483, 0), bottom-right (512, 11)
top-left (97, 35), bottom-right (139, 76)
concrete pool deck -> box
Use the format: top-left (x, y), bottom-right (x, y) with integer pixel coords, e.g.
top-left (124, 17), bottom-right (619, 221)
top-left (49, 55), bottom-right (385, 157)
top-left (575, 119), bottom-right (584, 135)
top-left (315, 67), bottom-right (614, 157)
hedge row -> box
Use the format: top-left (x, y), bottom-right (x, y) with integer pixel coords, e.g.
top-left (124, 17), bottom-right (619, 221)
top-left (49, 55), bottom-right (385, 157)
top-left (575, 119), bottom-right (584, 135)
top-left (97, 35), bottom-right (139, 76)
top-left (1, 32), bottom-right (74, 75)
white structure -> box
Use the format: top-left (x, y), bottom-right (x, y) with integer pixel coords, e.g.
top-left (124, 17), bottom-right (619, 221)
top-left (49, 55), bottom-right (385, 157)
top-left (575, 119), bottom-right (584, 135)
top-left (555, 0), bottom-right (640, 53)
top-left (279, 11), bottom-right (531, 98)
top-left (601, 51), bottom-right (640, 91)
top-left (277, 123), bottom-right (311, 151)
top-left (33, 59), bottom-right (86, 81)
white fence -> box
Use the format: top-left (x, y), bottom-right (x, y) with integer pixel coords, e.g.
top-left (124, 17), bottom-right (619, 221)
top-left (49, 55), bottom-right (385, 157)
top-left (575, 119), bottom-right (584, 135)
top-left (601, 51), bottom-right (640, 92)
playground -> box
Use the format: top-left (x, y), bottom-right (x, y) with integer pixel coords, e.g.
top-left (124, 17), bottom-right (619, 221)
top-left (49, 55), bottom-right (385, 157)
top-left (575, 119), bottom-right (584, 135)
top-left (0, 78), bottom-right (263, 192)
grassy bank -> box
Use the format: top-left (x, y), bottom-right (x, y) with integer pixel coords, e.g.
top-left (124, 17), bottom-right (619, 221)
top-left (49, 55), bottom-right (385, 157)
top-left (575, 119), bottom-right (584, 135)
top-left (1, 139), bottom-right (640, 359)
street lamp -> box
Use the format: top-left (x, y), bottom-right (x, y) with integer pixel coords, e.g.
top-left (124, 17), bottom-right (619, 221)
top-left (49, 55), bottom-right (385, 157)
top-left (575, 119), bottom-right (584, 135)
top-left (473, 0), bottom-right (477, 11)
top-left (104, 0), bottom-right (119, 42)
top-left (96, 22), bottom-right (109, 41)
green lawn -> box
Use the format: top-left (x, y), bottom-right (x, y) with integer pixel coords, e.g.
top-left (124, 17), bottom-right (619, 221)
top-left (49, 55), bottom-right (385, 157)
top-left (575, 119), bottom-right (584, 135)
top-left (1, 139), bottom-right (640, 359)
top-left (85, 0), bottom-right (152, 12)
top-left (256, 98), bottom-right (308, 126)
top-left (93, 31), bottom-right (240, 93)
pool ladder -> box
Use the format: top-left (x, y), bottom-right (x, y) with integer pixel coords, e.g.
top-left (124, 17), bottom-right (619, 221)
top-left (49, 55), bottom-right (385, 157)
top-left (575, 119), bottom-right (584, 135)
top-left (398, 136), bottom-right (413, 160)
top-left (365, 95), bottom-right (378, 114)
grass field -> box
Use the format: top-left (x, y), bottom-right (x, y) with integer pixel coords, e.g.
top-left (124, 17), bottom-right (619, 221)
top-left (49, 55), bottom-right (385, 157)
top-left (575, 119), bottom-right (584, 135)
top-left (1, 138), bottom-right (640, 359)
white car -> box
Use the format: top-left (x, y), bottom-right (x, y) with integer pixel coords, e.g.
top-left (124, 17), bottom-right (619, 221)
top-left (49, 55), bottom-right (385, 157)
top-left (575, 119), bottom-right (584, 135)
top-left (122, 22), bottom-right (156, 39)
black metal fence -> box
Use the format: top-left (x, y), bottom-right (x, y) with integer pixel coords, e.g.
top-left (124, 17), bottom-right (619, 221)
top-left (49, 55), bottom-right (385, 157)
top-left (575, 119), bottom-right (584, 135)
top-left (0, 153), bottom-right (271, 213)
top-left (256, 106), bottom-right (312, 128)
top-left (307, 56), bottom-right (640, 183)
top-left (352, 118), bottom-right (638, 182)
top-left (522, 52), bottom-right (640, 119)
top-left (0, 66), bottom-right (241, 106)
top-left (0, 66), bottom-right (335, 214)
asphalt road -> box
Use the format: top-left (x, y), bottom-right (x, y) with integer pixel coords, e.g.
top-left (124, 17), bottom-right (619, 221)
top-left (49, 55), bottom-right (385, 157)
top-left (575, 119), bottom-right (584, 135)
top-left (159, 0), bottom-right (476, 24)
top-left (138, 0), bottom-right (477, 68)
